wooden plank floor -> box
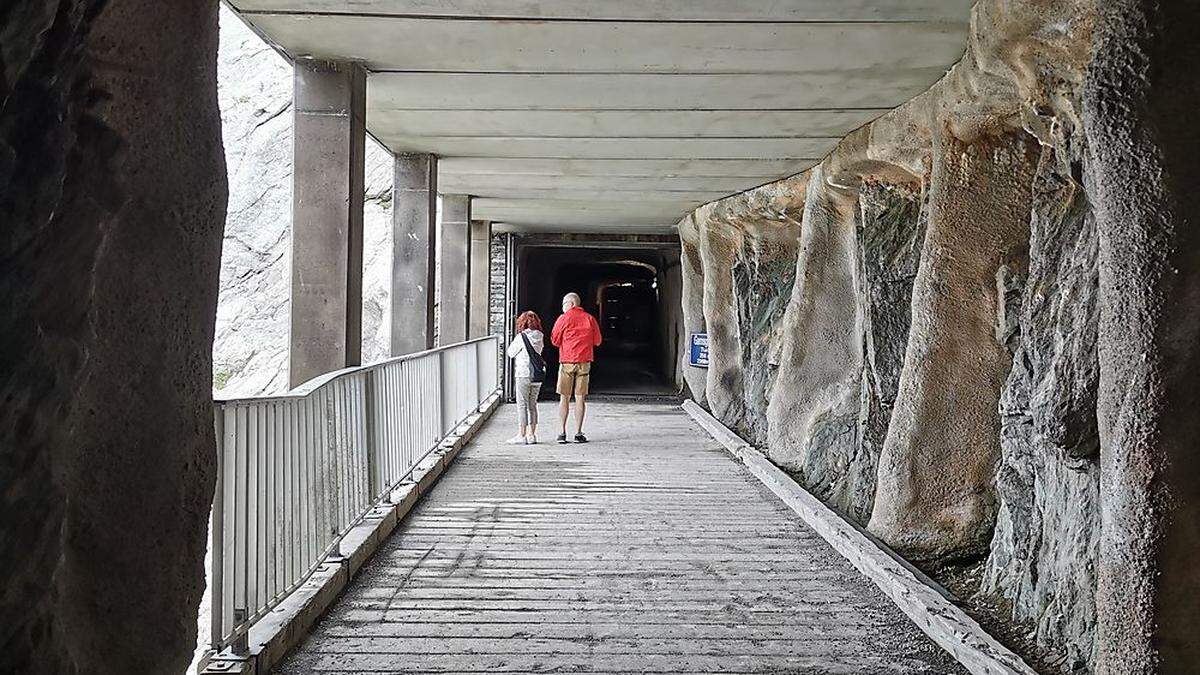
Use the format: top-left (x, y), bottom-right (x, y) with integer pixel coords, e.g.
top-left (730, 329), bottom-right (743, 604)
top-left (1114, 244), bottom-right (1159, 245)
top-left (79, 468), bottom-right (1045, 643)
top-left (277, 402), bottom-right (966, 674)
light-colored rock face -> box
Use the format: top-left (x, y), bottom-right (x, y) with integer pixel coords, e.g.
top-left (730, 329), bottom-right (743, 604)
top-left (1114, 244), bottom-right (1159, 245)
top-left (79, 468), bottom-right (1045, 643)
top-left (213, 5), bottom-right (393, 397)
top-left (679, 0), bottom-right (1107, 670)
top-left (870, 130), bottom-right (1038, 562)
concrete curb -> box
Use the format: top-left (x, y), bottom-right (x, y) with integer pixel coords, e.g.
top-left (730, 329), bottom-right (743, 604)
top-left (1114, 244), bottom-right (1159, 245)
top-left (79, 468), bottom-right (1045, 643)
top-left (202, 393), bottom-right (501, 675)
top-left (681, 399), bottom-right (1035, 675)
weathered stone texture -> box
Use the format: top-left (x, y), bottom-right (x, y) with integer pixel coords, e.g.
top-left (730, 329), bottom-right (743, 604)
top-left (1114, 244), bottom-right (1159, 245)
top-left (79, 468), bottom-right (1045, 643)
top-left (849, 182), bottom-right (926, 524)
top-left (732, 232), bottom-right (796, 445)
top-left (1, 0), bottom-right (226, 672)
top-left (489, 233), bottom-right (509, 338)
top-left (983, 140), bottom-right (1099, 671)
top-left (678, 216), bottom-right (708, 405)
top-left (766, 169), bottom-right (864, 512)
top-left (1085, 1), bottom-right (1200, 672)
top-left (675, 0), bottom-right (1124, 669)
top-left (696, 213), bottom-right (748, 427)
top-left (870, 131), bottom-right (1037, 563)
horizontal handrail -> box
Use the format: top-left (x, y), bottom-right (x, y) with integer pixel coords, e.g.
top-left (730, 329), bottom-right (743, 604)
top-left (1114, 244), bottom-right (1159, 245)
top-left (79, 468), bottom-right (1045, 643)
top-left (206, 335), bottom-right (500, 657)
top-left (214, 335), bottom-right (500, 405)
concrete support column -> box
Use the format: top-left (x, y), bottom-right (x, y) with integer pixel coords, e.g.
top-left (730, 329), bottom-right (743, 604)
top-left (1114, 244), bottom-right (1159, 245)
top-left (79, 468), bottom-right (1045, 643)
top-left (288, 58), bottom-right (366, 388)
top-left (1087, 1), bottom-right (1200, 671)
top-left (391, 154), bottom-right (438, 356)
top-left (468, 219), bottom-right (493, 338)
top-left (438, 194), bottom-right (471, 345)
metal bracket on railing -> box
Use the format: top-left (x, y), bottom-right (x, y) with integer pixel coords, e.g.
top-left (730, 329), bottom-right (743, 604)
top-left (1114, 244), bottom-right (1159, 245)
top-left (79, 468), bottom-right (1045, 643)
top-left (231, 609), bottom-right (249, 656)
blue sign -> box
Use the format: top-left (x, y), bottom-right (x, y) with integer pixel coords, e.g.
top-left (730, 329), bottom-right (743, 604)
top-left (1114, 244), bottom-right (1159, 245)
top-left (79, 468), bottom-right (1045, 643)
top-left (689, 332), bottom-right (709, 368)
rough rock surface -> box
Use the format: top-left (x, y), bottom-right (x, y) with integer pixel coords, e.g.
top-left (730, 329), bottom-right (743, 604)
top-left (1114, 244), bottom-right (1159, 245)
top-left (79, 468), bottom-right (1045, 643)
top-left (677, 0), bottom-right (1111, 669)
top-left (982, 139), bottom-right (1099, 672)
top-left (0, 0), bottom-right (226, 672)
top-left (850, 183), bottom-right (925, 524)
top-left (695, 212), bottom-right (747, 427)
top-left (870, 131), bottom-right (1037, 563)
top-left (1085, 2), bottom-right (1200, 672)
top-left (681, 185), bottom-right (801, 443)
top-left (677, 216), bottom-right (708, 405)
top-left (766, 168), bottom-right (863, 508)
top-left (212, 6), bottom-right (393, 397)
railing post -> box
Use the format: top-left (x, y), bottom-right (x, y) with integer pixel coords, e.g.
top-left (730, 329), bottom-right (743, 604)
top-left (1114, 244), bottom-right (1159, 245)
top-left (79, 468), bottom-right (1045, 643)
top-left (364, 369), bottom-right (380, 500)
top-left (469, 342), bottom-right (480, 411)
top-left (232, 609), bottom-right (249, 656)
top-left (437, 348), bottom-right (447, 438)
top-left (476, 340), bottom-right (484, 404)
top-left (210, 407), bottom-right (225, 651)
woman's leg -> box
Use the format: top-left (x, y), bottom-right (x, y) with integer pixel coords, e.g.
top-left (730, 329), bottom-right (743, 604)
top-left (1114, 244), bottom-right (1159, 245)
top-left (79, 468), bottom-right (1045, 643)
top-left (526, 381), bottom-right (539, 438)
top-left (515, 377), bottom-right (531, 436)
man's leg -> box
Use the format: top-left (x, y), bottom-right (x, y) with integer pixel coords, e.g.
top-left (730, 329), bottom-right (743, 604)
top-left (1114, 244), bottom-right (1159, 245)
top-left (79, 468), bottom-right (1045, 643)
top-left (573, 364), bottom-right (590, 440)
top-left (574, 394), bottom-right (587, 436)
top-left (558, 394), bottom-right (571, 435)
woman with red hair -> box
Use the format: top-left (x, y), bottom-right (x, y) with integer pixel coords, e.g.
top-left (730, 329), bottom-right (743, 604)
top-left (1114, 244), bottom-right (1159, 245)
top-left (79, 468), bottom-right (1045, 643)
top-left (505, 310), bottom-right (545, 444)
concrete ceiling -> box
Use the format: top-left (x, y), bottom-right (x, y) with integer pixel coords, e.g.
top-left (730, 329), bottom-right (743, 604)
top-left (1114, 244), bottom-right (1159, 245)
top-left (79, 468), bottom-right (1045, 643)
top-left (228, 1), bottom-right (974, 233)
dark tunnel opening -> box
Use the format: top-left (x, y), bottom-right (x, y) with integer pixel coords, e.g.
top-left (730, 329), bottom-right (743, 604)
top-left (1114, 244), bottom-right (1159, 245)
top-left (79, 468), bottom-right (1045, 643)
top-left (515, 245), bottom-right (682, 398)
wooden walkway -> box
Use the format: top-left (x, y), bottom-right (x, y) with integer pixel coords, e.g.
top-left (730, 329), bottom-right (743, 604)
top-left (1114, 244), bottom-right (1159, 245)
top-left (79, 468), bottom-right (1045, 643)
top-left (277, 402), bottom-right (965, 674)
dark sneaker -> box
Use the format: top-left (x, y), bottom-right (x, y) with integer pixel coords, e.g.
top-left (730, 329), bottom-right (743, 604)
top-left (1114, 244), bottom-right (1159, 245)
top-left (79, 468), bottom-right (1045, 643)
top-left (556, 433), bottom-right (568, 444)
top-left (574, 433), bottom-right (589, 443)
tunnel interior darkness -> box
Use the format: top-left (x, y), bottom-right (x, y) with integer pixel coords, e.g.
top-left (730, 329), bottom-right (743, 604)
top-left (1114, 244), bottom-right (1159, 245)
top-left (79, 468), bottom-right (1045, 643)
top-left (516, 245), bottom-right (682, 397)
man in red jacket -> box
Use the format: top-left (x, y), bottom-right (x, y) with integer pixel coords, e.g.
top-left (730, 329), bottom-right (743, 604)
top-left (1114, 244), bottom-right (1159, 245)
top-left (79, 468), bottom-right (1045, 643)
top-left (550, 292), bottom-right (603, 443)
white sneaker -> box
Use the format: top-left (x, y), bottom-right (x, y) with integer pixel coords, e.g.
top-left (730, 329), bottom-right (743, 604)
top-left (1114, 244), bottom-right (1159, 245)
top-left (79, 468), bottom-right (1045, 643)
top-left (526, 434), bottom-right (537, 444)
top-left (506, 435), bottom-right (527, 445)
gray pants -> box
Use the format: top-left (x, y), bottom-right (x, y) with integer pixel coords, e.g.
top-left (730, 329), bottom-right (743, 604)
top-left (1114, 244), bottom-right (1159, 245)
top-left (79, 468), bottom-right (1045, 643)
top-left (515, 377), bottom-right (540, 428)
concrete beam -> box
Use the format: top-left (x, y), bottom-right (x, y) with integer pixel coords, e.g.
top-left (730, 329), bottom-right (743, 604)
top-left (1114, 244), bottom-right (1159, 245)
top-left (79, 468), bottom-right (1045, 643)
top-left (370, 71), bottom-right (949, 112)
top-left (438, 157), bottom-right (815, 178)
top-left (468, 220), bottom-right (492, 338)
top-left (471, 199), bottom-right (695, 228)
top-left (227, 1), bottom-right (972, 234)
top-left (233, 0), bottom-right (976, 23)
top-left (369, 109), bottom-right (885, 140)
top-left (438, 194), bottom-right (471, 344)
top-left (445, 187), bottom-right (733, 202)
top-left (378, 136), bottom-right (836, 161)
top-left (247, 16), bottom-right (967, 75)
top-left (289, 58), bottom-right (366, 388)
top-left (391, 153), bottom-right (438, 356)
top-left (436, 173), bottom-right (764, 194)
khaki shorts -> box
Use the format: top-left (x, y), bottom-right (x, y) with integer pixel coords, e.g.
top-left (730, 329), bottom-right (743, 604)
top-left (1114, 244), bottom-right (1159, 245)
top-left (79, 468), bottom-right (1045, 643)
top-left (557, 362), bottom-right (592, 397)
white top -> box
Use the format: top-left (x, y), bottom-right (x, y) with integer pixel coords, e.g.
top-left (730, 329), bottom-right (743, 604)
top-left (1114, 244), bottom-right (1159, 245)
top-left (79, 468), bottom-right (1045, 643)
top-left (506, 329), bottom-right (545, 379)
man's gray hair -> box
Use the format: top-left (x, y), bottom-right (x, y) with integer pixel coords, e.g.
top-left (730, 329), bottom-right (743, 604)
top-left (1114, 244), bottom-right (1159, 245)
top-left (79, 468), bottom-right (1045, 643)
top-left (563, 292), bottom-right (582, 307)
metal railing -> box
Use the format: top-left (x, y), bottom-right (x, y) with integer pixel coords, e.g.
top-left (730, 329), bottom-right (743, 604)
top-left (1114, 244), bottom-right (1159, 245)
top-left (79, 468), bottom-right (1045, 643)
top-left (207, 336), bottom-right (500, 655)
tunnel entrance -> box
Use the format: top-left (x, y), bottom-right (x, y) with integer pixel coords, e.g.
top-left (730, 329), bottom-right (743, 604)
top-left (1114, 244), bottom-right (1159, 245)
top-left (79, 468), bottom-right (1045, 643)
top-left (513, 242), bottom-right (683, 398)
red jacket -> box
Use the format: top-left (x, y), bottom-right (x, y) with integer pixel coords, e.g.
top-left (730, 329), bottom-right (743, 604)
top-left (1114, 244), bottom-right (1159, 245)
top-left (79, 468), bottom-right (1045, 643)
top-left (551, 307), bottom-right (602, 363)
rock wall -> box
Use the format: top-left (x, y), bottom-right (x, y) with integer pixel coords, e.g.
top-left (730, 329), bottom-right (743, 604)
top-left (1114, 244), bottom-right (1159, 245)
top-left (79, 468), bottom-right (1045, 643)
top-left (1, 0), bottom-right (226, 672)
top-left (680, 183), bottom-right (802, 443)
top-left (678, 0), bottom-right (1110, 669)
top-left (212, 6), bottom-right (394, 397)
top-left (1085, 2), bottom-right (1200, 672)
top-left (982, 132), bottom-right (1100, 671)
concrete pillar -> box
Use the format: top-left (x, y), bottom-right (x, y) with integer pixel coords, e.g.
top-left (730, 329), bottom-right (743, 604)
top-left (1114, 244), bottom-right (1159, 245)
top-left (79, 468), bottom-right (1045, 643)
top-left (438, 194), bottom-right (471, 345)
top-left (468, 219), bottom-right (493, 338)
top-left (391, 154), bottom-right (438, 355)
top-left (1087, 1), bottom-right (1200, 671)
top-left (288, 58), bottom-right (366, 388)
